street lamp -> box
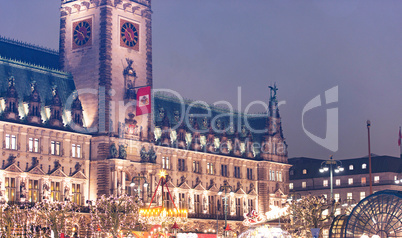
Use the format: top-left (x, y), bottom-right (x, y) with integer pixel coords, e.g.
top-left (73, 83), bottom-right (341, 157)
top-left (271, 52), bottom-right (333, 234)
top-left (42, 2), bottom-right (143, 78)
top-left (319, 156), bottom-right (344, 201)
top-left (218, 181), bottom-right (233, 237)
top-left (171, 222), bottom-right (180, 237)
top-left (286, 193), bottom-right (301, 227)
top-left (130, 174), bottom-right (148, 200)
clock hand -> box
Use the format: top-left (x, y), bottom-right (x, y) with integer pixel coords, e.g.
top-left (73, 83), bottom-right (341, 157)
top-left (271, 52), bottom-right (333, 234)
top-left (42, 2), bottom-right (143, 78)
top-left (75, 29), bottom-right (85, 38)
top-left (126, 30), bottom-right (133, 41)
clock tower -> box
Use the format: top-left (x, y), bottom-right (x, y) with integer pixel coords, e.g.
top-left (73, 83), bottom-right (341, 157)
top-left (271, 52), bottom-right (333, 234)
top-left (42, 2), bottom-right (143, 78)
top-left (59, 0), bottom-right (152, 137)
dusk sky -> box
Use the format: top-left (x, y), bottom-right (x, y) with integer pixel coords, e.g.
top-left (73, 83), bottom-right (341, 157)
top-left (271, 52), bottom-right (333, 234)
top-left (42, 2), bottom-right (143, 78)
top-left (1, 0), bottom-right (402, 159)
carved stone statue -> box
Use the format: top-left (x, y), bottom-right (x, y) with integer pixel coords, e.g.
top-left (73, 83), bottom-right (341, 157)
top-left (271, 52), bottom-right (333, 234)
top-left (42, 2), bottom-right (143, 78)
top-left (269, 83), bottom-right (278, 101)
top-left (140, 146), bottom-right (149, 162)
top-left (148, 147), bottom-right (157, 163)
top-left (110, 143), bottom-right (118, 158)
top-left (64, 186), bottom-right (70, 200)
top-left (42, 182), bottom-right (50, 200)
top-left (119, 144), bottom-right (127, 159)
top-left (20, 181), bottom-right (26, 198)
top-left (74, 162), bottom-right (82, 172)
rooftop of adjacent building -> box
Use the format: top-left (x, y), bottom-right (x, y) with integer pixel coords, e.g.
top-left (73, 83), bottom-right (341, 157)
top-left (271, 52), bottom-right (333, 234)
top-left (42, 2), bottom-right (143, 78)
top-left (289, 154), bottom-right (402, 180)
top-left (0, 36), bottom-right (59, 70)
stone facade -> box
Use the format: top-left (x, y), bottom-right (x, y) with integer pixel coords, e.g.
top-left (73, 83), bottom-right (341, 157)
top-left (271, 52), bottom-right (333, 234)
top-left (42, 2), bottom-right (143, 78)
top-left (0, 0), bottom-right (292, 235)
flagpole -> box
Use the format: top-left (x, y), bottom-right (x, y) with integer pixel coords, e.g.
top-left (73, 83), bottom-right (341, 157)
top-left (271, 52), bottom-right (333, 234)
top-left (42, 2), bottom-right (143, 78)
top-left (399, 126), bottom-right (402, 159)
top-left (367, 120), bottom-right (373, 195)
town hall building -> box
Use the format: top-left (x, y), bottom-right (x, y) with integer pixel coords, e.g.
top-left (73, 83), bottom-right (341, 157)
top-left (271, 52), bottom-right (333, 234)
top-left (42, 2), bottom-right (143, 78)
top-left (0, 0), bottom-right (291, 234)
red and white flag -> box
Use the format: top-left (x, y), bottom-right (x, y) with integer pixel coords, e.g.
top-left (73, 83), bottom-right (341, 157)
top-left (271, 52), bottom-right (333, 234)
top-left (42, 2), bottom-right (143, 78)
top-left (136, 86), bottom-right (151, 116)
top-left (399, 127), bottom-right (401, 146)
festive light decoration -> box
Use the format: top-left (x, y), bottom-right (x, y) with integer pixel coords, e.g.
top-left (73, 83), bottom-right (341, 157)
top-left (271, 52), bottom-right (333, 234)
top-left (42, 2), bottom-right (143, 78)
top-left (139, 170), bottom-right (188, 225)
top-left (239, 225), bottom-right (291, 238)
top-left (242, 210), bottom-right (266, 226)
top-left (264, 205), bottom-right (289, 221)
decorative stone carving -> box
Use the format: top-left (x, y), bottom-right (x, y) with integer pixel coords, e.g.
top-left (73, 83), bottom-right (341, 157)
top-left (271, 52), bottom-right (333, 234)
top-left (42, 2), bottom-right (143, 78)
top-left (118, 144), bottom-right (127, 159)
top-left (110, 143), bottom-right (118, 158)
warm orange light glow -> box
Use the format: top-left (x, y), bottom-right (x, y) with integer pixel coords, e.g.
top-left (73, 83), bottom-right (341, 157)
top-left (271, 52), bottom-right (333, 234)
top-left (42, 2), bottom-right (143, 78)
top-left (158, 170), bottom-right (167, 178)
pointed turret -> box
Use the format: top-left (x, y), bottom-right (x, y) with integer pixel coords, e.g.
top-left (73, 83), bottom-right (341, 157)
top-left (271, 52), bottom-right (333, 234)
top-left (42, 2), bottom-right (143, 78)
top-left (205, 121), bottom-right (216, 153)
top-left (260, 84), bottom-right (287, 162)
top-left (26, 81), bottom-right (42, 124)
top-left (71, 95), bottom-right (84, 127)
top-left (160, 112), bottom-right (171, 146)
top-left (219, 122), bottom-right (229, 154)
top-left (191, 118), bottom-right (202, 151)
top-left (175, 119), bottom-right (187, 149)
top-left (3, 76), bottom-right (20, 121)
top-left (244, 130), bottom-right (254, 158)
top-left (231, 130), bottom-right (242, 157)
top-left (48, 86), bottom-right (63, 128)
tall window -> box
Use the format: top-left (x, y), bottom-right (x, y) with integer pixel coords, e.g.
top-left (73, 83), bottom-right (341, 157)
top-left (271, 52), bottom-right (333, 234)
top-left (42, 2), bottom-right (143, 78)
top-left (348, 178), bottom-right (353, 185)
top-left (5, 134), bottom-right (17, 150)
top-left (178, 159), bottom-right (186, 171)
top-left (374, 176), bottom-right (380, 183)
top-left (28, 179), bottom-right (39, 203)
top-left (236, 198), bottom-right (241, 216)
top-left (361, 177), bottom-right (366, 185)
top-left (289, 183), bottom-right (293, 190)
top-left (51, 182), bottom-right (61, 202)
top-left (162, 157), bottom-right (170, 169)
top-left (208, 196), bottom-right (215, 215)
top-left (336, 179), bottom-right (341, 186)
top-left (194, 194), bottom-right (201, 214)
top-left (29, 138), bottom-right (39, 153)
top-left (347, 193), bottom-right (353, 200)
top-left (193, 161), bottom-right (200, 173)
top-left (360, 191), bottom-right (366, 201)
top-left (72, 144), bottom-right (81, 158)
top-left (207, 162), bottom-right (214, 175)
top-left (5, 177), bottom-right (16, 202)
top-left (72, 183), bottom-right (81, 205)
top-left (323, 180), bottom-right (328, 187)
top-left (271, 170), bottom-right (276, 181)
top-left (163, 192), bottom-right (171, 209)
top-left (51, 141), bottom-right (61, 155)
top-left (302, 181), bottom-right (306, 188)
top-left (247, 168), bottom-right (253, 180)
top-left (248, 199), bottom-right (254, 213)
top-left (221, 165), bottom-right (228, 177)
top-left (279, 171), bottom-right (282, 182)
top-left (179, 193), bottom-right (186, 209)
top-left (334, 193), bottom-right (340, 202)
top-left (234, 166), bottom-right (241, 178)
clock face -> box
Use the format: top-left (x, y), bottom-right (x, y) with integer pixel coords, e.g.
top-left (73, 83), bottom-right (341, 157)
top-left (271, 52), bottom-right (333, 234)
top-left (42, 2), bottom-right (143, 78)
top-left (120, 20), bottom-right (139, 50)
top-left (73, 19), bottom-right (92, 49)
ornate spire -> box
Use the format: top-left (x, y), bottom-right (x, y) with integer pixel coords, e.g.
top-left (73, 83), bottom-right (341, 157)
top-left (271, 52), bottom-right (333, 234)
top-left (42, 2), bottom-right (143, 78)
top-left (27, 81), bottom-right (42, 124)
top-left (48, 86), bottom-right (63, 128)
top-left (260, 84), bottom-right (287, 162)
top-left (3, 76), bottom-right (19, 121)
top-left (71, 93), bottom-right (84, 127)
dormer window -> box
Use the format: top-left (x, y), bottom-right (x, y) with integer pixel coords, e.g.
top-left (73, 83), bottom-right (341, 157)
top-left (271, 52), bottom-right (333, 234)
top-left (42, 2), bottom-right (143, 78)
top-left (362, 163), bottom-right (367, 169)
top-left (349, 165), bottom-right (354, 170)
top-left (302, 169), bottom-right (307, 174)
